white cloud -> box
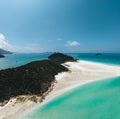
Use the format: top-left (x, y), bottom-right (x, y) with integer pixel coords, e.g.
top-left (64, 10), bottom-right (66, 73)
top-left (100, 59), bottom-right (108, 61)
top-left (20, 43), bottom-right (44, 53)
top-left (48, 38), bottom-right (63, 42)
top-left (57, 38), bottom-right (63, 41)
top-left (66, 41), bottom-right (80, 47)
top-left (27, 43), bottom-right (39, 47)
top-left (0, 33), bottom-right (47, 53)
top-left (0, 33), bottom-right (14, 51)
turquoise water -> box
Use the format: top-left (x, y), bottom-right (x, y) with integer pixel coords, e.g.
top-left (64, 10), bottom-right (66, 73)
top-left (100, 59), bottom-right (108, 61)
top-left (68, 53), bottom-right (120, 65)
top-left (24, 77), bottom-right (120, 119)
top-left (0, 53), bottom-right (50, 69)
top-left (0, 53), bottom-right (120, 119)
top-left (0, 53), bottom-right (120, 70)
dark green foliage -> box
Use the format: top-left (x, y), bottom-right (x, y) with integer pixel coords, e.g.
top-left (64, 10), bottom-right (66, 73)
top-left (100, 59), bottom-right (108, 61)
top-left (0, 60), bottom-right (68, 102)
top-left (0, 53), bottom-right (75, 102)
top-left (48, 52), bottom-right (76, 63)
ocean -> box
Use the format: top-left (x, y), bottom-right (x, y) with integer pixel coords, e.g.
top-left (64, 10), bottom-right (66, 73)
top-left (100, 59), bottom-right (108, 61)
top-left (0, 53), bottom-right (50, 70)
top-left (0, 53), bottom-right (120, 119)
top-left (68, 53), bottom-right (120, 66)
top-left (24, 77), bottom-right (120, 119)
top-left (1, 53), bottom-right (120, 70)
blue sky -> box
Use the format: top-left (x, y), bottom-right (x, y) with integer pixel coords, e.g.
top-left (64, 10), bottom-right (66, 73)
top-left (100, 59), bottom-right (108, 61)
top-left (0, 0), bottom-right (120, 53)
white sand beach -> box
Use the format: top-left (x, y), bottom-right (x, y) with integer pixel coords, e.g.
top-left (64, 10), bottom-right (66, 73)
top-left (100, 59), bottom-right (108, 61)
top-left (0, 60), bottom-right (120, 119)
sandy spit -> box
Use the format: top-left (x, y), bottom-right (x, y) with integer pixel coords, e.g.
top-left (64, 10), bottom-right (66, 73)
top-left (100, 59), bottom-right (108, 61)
top-left (0, 60), bottom-right (120, 119)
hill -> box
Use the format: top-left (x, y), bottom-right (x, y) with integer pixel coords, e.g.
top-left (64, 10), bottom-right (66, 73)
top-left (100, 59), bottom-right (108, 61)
top-left (0, 54), bottom-right (5, 58)
top-left (0, 53), bottom-right (76, 102)
top-left (0, 48), bottom-right (12, 55)
top-left (48, 52), bottom-right (76, 63)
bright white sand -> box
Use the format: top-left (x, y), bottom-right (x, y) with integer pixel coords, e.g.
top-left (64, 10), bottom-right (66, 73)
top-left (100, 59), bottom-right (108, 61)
top-left (0, 60), bottom-right (120, 119)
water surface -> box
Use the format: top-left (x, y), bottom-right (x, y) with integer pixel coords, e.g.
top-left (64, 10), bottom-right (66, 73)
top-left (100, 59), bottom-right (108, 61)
top-left (24, 77), bottom-right (120, 119)
top-left (0, 53), bottom-right (120, 119)
top-left (0, 53), bottom-right (50, 69)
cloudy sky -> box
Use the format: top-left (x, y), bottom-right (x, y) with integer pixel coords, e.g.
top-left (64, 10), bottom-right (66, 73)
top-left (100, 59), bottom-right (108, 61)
top-left (0, 0), bottom-right (120, 53)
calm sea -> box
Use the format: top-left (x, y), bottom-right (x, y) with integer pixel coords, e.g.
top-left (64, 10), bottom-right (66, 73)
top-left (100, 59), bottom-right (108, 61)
top-left (0, 53), bottom-right (51, 69)
top-left (68, 53), bottom-right (120, 65)
top-left (0, 53), bottom-right (120, 119)
top-left (24, 77), bottom-right (120, 119)
top-left (1, 53), bottom-right (120, 69)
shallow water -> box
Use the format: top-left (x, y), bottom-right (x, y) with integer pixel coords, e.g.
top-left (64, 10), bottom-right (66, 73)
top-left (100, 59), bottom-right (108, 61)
top-left (0, 53), bottom-right (120, 70)
top-left (0, 53), bottom-right (120, 119)
top-left (24, 77), bottom-right (120, 119)
top-left (0, 53), bottom-right (50, 69)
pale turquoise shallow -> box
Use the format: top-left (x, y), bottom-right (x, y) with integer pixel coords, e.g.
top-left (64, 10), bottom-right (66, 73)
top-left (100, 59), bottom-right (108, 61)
top-left (24, 77), bottom-right (120, 119)
top-left (0, 53), bottom-right (120, 119)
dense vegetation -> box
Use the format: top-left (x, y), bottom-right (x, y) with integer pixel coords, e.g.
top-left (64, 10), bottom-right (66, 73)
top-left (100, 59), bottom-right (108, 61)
top-left (48, 52), bottom-right (76, 63)
top-left (0, 53), bottom-right (76, 102)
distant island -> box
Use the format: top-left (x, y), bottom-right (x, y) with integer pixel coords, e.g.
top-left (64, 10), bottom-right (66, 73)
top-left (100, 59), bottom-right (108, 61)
top-left (0, 48), bottom-right (12, 55)
top-left (96, 53), bottom-right (102, 56)
top-left (0, 53), bottom-right (76, 104)
top-left (0, 54), bottom-right (5, 58)
top-left (0, 48), bottom-right (12, 58)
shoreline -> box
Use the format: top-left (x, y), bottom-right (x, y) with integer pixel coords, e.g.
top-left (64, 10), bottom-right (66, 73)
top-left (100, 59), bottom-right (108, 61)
top-left (0, 60), bottom-right (120, 119)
